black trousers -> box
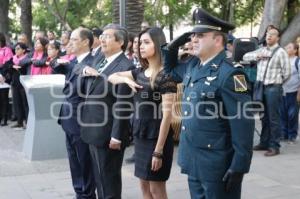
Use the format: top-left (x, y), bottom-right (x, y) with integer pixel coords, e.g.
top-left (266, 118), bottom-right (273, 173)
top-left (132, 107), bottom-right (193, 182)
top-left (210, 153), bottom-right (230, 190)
top-left (89, 145), bottom-right (125, 199)
top-left (0, 88), bottom-right (9, 123)
top-left (65, 133), bottom-right (96, 199)
top-left (12, 86), bottom-right (28, 125)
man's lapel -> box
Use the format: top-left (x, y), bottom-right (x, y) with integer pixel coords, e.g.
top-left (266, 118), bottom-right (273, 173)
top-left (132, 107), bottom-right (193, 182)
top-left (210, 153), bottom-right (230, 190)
top-left (68, 53), bottom-right (93, 81)
top-left (102, 53), bottom-right (125, 75)
top-left (88, 53), bottom-right (125, 95)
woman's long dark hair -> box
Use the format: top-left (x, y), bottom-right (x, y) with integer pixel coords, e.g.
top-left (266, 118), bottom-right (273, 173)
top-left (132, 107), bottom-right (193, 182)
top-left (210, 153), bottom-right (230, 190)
top-left (35, 37), bottom-right (49, 53)
top-left (137, 27), bottom-right (166, 88)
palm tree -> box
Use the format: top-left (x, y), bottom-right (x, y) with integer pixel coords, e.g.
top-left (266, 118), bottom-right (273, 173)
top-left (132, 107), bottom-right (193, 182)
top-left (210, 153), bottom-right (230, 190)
top-left (113, 0), bottom-right (145, 35)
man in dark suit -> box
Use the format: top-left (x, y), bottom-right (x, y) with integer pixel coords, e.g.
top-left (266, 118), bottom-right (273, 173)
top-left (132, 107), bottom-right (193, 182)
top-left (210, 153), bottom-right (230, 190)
top-left (58, 27), bottom-right (96, 199)
top-left (91, 27), bottom-right (105, 64)
top-left (80, 24), bottom-right (134, 199)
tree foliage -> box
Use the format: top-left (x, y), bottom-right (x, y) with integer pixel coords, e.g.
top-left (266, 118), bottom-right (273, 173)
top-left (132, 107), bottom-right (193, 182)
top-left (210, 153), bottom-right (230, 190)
top-left (142, 0), bottom-right (265, 28)
top-left (32, 0), bottom-right (113, 33)
top-left (144, 0), bottom-right (195, 27)
top-left (4, 0), bottom-right (300, 44)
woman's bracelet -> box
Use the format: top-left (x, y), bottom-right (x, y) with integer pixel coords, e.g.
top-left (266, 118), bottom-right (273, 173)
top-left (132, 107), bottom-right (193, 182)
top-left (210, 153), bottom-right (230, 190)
top-left (152, 151), bottom-right (163, 159)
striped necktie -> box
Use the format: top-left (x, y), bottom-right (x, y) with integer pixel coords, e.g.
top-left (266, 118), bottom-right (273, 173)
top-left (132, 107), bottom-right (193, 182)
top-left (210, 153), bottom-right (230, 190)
top-left (72, 58), bottom-right (78, 64)
top-left (96, 59), bottom-right (108, 72)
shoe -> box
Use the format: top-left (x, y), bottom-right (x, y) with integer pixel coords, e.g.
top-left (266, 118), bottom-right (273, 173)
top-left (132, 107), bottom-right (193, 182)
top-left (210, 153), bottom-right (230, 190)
top-left (14, 125), bottom-right (24, 131)
top-left (280, 137), bottom-right (288, 142)
top-left (11, 123), bottom-right (22, 128)
top-left (0, 120), bottom-right (8, 126)
top-left (264, 148), bottom-right (280, 157)
top-left (287, 138), bottom-right (297, 145)
top-left (253, 144), bottom-right (268, 151)
top-left (125, 155), bottom-right (135, 164)
top-left (10, 117), bottom-right (17, 122)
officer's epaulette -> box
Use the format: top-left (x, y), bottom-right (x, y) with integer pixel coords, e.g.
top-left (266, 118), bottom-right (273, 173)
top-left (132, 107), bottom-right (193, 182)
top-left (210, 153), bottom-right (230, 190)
top-left (224, 58), bottom-right (243, 68)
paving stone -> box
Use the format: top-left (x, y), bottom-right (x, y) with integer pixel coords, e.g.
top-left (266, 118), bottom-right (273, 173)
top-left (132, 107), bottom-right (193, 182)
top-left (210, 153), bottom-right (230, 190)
top-left (1, 120), bottom-right (300, 199)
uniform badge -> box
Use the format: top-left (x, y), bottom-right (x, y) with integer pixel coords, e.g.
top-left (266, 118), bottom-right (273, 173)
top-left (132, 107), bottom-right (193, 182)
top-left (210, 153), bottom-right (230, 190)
top-left (211, 63), bottom-right (218, 68)
top-left (233, 75), bottom-right (247, 92)
top-left (206, 76), bottom-right (217, 81)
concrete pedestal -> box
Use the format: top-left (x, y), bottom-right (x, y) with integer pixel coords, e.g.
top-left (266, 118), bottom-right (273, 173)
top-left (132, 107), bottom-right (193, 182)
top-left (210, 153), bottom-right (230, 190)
top-left (20, 75), bottom-right (67, 160)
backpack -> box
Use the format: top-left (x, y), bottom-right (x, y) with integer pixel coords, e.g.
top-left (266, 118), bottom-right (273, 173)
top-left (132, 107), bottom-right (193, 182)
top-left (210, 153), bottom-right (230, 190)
top-left (295, 57), bottom-right (300, 72)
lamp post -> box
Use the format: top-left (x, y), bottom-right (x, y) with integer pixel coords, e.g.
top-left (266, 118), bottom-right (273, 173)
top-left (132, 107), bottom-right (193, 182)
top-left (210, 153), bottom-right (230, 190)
top-left (250, 0), bottom-right (254, 37)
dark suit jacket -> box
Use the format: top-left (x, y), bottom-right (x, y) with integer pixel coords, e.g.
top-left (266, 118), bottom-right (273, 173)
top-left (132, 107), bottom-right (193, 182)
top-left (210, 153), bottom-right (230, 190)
top-left (50, 57), bottom-right (77, 77)
top-left (2, 57), bottom-right (30, 87)
top-left (0, 59), bottom-right (13, 84)
top-left (58, 53), bottom-right (94, 140)
top-left (92, 48), bottom-right (105, 66)
top-left (80, 53), bottom-right (134, 148)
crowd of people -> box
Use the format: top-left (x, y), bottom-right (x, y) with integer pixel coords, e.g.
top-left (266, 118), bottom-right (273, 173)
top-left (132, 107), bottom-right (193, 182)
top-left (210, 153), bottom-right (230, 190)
top-left (0, 7), bottom-right (299, 199)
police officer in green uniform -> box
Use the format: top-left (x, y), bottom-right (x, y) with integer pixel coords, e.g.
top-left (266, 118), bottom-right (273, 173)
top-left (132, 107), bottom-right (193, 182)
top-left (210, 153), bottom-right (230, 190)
top-left (162, 8), bottom-right (254, 199)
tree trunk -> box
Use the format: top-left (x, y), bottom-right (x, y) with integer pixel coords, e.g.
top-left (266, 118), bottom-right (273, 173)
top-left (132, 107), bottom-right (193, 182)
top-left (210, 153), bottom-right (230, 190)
top-left (258, 0), bottom-right (288, 39)
top-left (0, 0), bottom-right (9, 35)
top-left (228, 0), bottom-right (235, 24)
top-left (43, 0), bottom-right (72, 31)
top-left (287, 0), bottom-right (298, 24)
top-left (20, 0), bottom-right (33, 47)
top-left (113, 0), bottom-right (144, 35)
top-left (280, 11), bottom-right (300, 46)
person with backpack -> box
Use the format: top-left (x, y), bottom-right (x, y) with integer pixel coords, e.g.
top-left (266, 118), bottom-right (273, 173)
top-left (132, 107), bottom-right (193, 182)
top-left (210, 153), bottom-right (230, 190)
top-left (280, 42), bottom-right (300, 144)
top-left (243, 26), bottom-right (290, 156)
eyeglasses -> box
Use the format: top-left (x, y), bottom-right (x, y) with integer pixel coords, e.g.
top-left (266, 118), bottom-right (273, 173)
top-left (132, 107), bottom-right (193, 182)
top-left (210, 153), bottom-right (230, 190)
top-left (15, 47), bottom-right (21, 50)
top-left (266, 32), bottom-right (278, 36)
top-left (70, 38), bottom-right (80, 42)
top-left (99, 34), bottom-right (114, 40)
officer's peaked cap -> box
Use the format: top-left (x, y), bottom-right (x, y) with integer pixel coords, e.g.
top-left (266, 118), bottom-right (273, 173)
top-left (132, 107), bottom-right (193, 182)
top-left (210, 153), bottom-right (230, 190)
top-left (192, 8), bottom-right (235, 34)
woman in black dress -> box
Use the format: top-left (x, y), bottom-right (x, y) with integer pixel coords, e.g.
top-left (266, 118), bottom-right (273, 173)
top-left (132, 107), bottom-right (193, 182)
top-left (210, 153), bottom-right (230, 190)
top-left (108, 27), bottom-right (177, 199)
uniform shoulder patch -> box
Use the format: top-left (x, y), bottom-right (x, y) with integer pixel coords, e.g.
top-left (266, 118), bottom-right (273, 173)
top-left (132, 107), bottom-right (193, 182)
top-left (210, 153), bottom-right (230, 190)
top-left (233, 62), bottom-right (243, 68)
top-left (233, 74), bottom-right (247, 92)
top-left (224, 58), bottom-right (243, 68)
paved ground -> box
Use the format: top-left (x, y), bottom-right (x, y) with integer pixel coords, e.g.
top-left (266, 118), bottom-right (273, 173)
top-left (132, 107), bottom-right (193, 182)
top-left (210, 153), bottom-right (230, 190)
top-left (1, 120), bottom-right (300, 199)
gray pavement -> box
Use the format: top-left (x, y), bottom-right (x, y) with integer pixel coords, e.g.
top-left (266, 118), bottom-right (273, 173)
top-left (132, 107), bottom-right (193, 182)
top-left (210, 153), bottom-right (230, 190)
top-left (1, 120), bottom-right (300, 199)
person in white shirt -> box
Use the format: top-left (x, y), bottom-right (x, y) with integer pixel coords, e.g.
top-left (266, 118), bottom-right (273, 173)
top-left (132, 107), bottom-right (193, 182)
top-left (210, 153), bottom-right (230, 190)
top-left (280, 42), bottom-right (300, 144)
